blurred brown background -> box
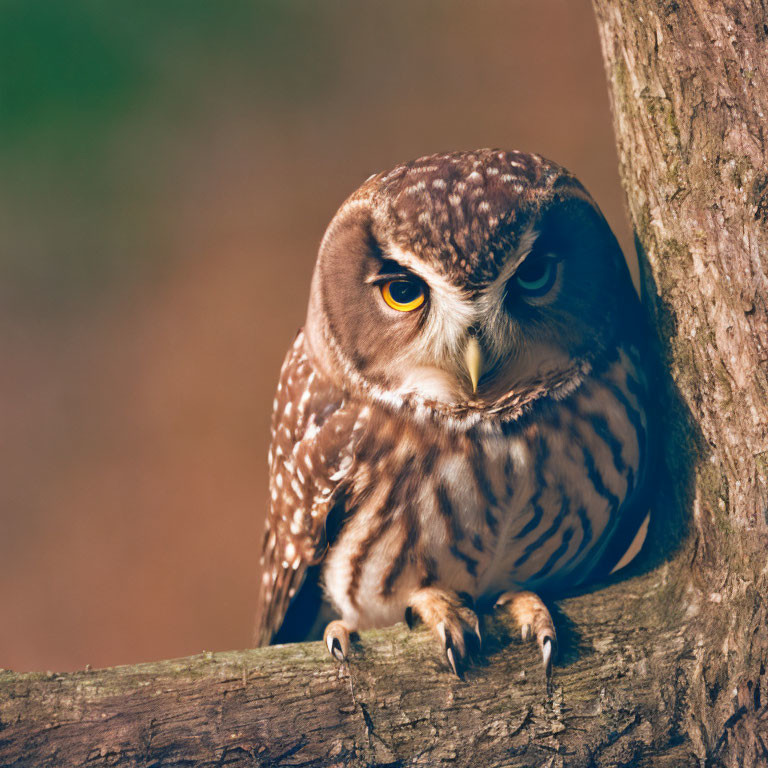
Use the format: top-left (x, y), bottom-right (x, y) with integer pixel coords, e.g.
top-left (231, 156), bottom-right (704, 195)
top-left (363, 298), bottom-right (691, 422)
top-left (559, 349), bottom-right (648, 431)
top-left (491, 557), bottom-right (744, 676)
top-left (0, 0), bottom-right (632, 672)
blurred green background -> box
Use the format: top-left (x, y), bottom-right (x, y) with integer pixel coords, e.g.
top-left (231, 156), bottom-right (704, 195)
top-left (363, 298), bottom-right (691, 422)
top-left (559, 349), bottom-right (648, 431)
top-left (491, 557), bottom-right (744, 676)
top-left (0, 0), bottom-right (632, 671)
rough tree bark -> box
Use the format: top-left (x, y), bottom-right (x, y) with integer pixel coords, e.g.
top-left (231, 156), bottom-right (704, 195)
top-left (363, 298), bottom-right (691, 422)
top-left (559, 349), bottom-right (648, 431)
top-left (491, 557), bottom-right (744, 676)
top-left (591, 0), bottom-right (768, 764)
top-left (2, 2), bottom-right (767, 766)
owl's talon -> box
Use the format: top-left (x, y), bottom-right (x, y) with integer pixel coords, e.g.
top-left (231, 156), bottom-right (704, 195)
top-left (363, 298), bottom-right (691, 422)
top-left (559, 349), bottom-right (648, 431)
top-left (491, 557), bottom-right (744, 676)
top-left (438, 621), bottom-right (461, 677)
top-left (496, 590), bottom-right (557, 673)
top-left (407, 587), bottom-right (480, 676)
top-left (539, 629), bottom-right (557, 678)
top-left (445, 646), bottom-right (460, 677)
top-left (473, 616), bottom-right (483, 648)
top-left (404, 606), bottom-right (416, 630)
top-left (542, 637), bottom-right (553, 676)
top-left (323, 620), bottom-right (352, 663)
top-left (329, 637), bottom-right (345, 662)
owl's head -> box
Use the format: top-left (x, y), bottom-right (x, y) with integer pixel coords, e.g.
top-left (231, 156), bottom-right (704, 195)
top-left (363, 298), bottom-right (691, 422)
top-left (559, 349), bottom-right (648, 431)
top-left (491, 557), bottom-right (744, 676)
top-left (305, 150), bottom-right (637, 424)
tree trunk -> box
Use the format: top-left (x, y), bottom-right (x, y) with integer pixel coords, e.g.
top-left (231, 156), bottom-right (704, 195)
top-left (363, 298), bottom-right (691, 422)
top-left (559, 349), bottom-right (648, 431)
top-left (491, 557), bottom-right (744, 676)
top-left (2, 2), bottom-right (768, 766)
top-left (591, 0), bottom-right (768, 763)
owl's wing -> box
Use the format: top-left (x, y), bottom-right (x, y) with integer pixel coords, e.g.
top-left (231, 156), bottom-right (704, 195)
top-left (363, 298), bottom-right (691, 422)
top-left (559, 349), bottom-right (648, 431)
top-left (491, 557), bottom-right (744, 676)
top-left (254, 331), bottom-right (365, 646)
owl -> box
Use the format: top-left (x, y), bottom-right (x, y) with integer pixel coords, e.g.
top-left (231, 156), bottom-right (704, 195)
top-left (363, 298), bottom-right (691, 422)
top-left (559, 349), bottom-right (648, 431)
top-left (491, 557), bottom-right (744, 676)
top-left (254, 149), bottom-right (650, 676)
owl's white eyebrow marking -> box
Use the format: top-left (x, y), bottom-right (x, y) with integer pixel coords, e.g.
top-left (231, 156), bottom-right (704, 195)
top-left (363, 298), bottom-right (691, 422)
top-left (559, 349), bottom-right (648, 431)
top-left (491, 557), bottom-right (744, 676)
top-left (383, 244), bottom-right (476, 360)
top-left (476, 224), bottom-right (540, 327)
top-left (383, 245), bottom-right (471, 307)
top-left (485, 224), bottom-right (540, 298)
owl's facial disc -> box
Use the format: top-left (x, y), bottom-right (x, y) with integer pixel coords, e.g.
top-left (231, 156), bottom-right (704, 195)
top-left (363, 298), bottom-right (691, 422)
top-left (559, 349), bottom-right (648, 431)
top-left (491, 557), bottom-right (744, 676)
top-left (361, 241), bottom-right (564, 404)
top-left (309, 170), bottom-right (628, 417)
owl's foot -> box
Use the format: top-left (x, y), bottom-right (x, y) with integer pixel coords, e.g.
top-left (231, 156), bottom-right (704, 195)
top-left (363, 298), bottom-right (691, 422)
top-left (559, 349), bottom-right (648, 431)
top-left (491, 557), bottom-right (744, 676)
top-left (405, 587), bottom-right (482, 677)
top-left (323, 620), bottom-right (352, 663)
top-left (495, 590), bottom-right (557, 675)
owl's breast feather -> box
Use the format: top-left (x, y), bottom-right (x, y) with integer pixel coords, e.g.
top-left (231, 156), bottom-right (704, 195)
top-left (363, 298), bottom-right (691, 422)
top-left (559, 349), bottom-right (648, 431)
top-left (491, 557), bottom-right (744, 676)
top-left (322, 346), bottom-right (649, 630)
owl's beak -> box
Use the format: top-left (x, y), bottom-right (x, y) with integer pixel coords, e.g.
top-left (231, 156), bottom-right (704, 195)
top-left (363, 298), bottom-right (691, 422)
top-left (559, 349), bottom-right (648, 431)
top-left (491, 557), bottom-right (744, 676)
top-left (464, 336), bottom-right (483, 394)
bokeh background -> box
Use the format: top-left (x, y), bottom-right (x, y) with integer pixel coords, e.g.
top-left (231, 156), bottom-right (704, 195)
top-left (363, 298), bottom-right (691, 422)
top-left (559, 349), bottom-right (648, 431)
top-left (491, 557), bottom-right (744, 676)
top-left (0, 0), bottom-right (633, 672)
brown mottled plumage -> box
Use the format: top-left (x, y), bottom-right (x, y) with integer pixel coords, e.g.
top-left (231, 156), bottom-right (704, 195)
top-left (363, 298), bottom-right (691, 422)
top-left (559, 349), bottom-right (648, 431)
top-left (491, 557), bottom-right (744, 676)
top-left (255, 149), bottom-right (651, 676)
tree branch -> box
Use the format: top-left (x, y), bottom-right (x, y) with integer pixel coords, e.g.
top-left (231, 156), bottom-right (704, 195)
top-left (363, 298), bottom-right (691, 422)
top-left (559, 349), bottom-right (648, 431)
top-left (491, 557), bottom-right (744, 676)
top-left (1, 571), bottom-right (690, 768)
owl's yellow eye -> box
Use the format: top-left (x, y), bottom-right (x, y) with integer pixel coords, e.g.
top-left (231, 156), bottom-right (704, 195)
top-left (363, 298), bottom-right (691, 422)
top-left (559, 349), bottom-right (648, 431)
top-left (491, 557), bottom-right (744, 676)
top-left (381, 279), bottom-right (426, 312)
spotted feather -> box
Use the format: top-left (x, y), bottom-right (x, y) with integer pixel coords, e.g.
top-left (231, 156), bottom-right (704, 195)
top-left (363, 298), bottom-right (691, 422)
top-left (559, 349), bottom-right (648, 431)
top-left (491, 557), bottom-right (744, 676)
top-left (254, 331), bottom-right (366, 645)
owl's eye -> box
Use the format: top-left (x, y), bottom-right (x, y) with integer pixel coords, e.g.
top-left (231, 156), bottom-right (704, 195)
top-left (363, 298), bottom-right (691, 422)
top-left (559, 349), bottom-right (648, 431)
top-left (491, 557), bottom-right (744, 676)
top-left (514, 254), bottom-right (558, 296)
top-left (380, 279), bottom-right (426, 312)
